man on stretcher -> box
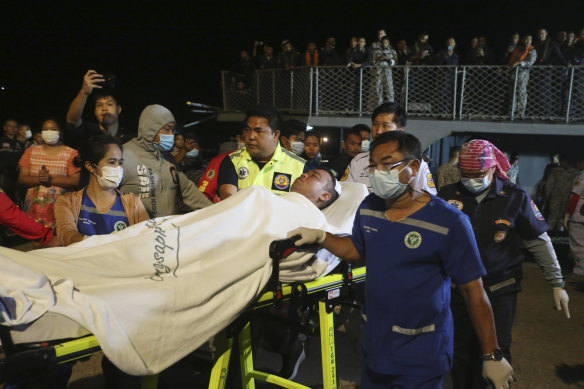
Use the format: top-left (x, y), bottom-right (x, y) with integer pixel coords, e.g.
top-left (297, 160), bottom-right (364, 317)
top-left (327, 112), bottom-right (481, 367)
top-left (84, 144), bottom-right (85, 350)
top-left (0, 168), bottom-right (367, 376)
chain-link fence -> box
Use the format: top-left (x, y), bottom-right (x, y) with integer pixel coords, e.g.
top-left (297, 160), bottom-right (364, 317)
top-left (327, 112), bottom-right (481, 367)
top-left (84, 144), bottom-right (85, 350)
top-left (221, 65), bottom-right (584, 122)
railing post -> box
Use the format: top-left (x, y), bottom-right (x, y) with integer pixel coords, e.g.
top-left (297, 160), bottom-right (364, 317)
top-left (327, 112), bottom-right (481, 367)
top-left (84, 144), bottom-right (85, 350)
top-left (404, 66), bottom-right (409, 113)
top-left (565, 66), bottom-right (575, 124)
top-left (314, 68), bottom-right (319, 116)
top-left (290, 70), bottom-right (294, 112)
top-left (452, 66), bottom-right (458, 120)
top-left (272, 70), bottom-right (276, 107)
top-left (309, 68), bottom-right (314, 116)
top-left (221, 71), bottom-right (228, 110)
top-left (358, 68), bottom-right (363, 114)
top-left (458, 67), bottom-right (466, 119)
top-left (510, 66), bottom-right (519, 121)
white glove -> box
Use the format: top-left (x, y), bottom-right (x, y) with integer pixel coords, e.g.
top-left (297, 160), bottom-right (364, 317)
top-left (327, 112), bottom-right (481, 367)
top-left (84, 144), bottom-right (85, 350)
top-left (482, 358), bottom-right (513, 389)
top-left (553, 287), bottom-right (570, 319)
top-left (287, 227), bottom-right (326, 246)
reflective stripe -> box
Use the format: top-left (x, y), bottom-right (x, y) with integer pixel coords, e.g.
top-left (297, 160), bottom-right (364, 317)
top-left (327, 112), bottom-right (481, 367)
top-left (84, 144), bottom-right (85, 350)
top-left (281, 148), bottom-right (306, 163)
top-left (360, 209), bottom-right (386, 219)
top-left (488, 277), bottom-right (516, 292)
top-left (79, 205), bottom-right (127, 217)
top-left (398, 218), bottom-right (449, 236)
top-left (392, 324), bottom-right (435, 335)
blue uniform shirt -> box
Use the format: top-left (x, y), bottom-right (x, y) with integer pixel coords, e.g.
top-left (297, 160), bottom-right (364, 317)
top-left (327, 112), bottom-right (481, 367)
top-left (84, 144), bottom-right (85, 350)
top-left (77, 189), bottom-right (130, 236)
top-left (350, 194), bottom-right (486, 376)
top-left (438, 176), bottom-right (549, 289)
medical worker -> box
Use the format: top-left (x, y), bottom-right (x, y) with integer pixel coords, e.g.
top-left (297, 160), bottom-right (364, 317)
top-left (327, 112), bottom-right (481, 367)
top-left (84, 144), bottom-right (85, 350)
top-left (217, 103), bottom-right (305, 200)
top-left (438, 139), bottom-right (569, 389)
top-left (288, 131), bottom-right (513, 389)
top-left (565, 159), bottom-right (584, 276)
top-left (120, 104), bottom-right (212, 218)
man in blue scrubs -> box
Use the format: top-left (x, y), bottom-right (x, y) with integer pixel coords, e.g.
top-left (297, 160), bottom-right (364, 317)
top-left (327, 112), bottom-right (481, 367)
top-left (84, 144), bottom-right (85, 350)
top-left (288, 132), bottom-right (513, 388)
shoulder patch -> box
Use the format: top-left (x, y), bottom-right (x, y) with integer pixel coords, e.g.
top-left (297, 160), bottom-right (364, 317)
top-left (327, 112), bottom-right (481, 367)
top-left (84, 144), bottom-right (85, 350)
top-left (272, 172), bottom-right (292, 191)
top-left (206, 169), bottom-right (216, 179)
top-left (340, 168), bottom-right (349, 182)
top-left (237, 167), bottom-right (249, 180)
top-left (426, 173), bottom-right (435, 188)
top-left (447, 199), bottom-right (463, 210)
top-left (531, 200), bottom-right (545, 221)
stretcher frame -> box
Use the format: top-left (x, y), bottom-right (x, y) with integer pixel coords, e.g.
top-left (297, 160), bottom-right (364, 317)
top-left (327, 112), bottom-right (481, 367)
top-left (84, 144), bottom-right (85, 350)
top-left (0, 238), bottom-right (365, 388)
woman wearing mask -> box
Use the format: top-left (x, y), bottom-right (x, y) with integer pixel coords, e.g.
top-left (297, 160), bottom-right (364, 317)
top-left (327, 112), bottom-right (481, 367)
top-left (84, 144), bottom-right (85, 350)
top-left (55, 135), bottom-right (148, 246)
top-left (17, 119), bottom-right (80, 227)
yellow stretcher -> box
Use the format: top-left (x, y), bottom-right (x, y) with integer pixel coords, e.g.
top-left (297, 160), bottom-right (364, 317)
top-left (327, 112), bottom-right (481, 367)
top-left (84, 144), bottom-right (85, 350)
top-left (0, 237), bottom-right (366, 388)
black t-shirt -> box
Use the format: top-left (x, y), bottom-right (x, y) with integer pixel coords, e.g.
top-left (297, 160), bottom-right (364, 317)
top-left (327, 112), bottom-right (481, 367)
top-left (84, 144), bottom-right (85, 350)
top-left (217, 155), bottom-right (267, 188)
top-left (67, 120), bottom-right (135, 147)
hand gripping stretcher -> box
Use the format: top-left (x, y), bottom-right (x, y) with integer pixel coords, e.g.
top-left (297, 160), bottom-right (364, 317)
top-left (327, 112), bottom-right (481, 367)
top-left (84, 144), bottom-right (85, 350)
top-left (0, 237), bottom-right (366, 388)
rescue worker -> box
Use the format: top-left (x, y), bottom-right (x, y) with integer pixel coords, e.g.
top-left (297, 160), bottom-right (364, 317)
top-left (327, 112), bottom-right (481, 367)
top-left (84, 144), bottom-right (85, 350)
top-left (288, 131), bottom-right (513, 389)
top-left (545, 154), bottom-right (579, 234)
top-left (217, 104), bottom-right (305, 200)
top-left (438, 139), bottom-right (569, 389)
top-left (343, 102), bottom-right (436, 194)
top-left (120, 104), bottom-right (212, 218)
top-left (564, 159), bottom-right (584, 276)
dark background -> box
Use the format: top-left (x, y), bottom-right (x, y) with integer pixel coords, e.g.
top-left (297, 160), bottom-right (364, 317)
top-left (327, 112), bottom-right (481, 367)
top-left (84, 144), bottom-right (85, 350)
top-left (1, 0), bottom-right (583, 146)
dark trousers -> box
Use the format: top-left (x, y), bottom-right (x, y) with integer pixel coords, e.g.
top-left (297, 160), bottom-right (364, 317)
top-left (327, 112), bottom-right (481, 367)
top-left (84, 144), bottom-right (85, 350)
top-left (361, 367), bottom-right (444, 389)
top-left (102, 356), bottom-right (143, 389)
top-left (450, 290), bottom-right (517, 389)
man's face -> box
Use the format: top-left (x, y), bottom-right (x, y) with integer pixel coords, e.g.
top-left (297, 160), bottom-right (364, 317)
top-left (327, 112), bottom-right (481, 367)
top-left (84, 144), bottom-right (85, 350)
top-left (370, 141), bottom-right (419, 186)
top-left (18, 125), bottom-right (30, 138)
top-left (344, 133), bottom-right (362, 158)
top-left (381, 38), bottom-right (390, 48)
top-left (397, 40), bottom-right (406, 51)
top-left (470, 38), bottom-right (478, 49)
top-left (511, 34), bottom-right (519, 45)
top-left (360, 130), bottom-right (370, 141)
top-left (447, 38), bottom-right (456, 49)
top-left (371, 113), bottom-right (402, 139)
top-left (264, 45), bottom-right (273, 56)
top-left (290, 169), bottom-right (331, 206)
top-left (307, 42), bottom-right (317, 52)
top-left (153, 122), bottom-right (176, 143)
top-left (244, 116), bottom-right (279, 161)
top-left (459, 166), bottom-right (496, 186)
top-left (3, 120), bottom-right (17, 137)
top-left (174, 134), bottom-right (185, 149)
top-left (326, 37), bottom-right (336, 49)
top-left (95, 96), bottom-right (121, 126)
top-left (350, 37), bottom-right (358, 47)
top-left (378, 30), bottom-right (386, 41)
top-left (557, 31), bottom-right (567, 43)
top-left (478, 37), bottom-right (486, 47)
top-left (284, 43), bottom-right (293, 53)
top-left (358, 38), bottom-right (366, 48)
top-left (419, 35), bottom-right (429, 45)
top-left (523, 35), bottom-right (532, 47)
top-left (537, 29), bottom-right (547, 42)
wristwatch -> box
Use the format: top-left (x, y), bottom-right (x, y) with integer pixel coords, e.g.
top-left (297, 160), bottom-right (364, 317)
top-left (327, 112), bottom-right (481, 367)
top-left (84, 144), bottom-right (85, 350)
top-left (482, 348), bottom-right (503, 361)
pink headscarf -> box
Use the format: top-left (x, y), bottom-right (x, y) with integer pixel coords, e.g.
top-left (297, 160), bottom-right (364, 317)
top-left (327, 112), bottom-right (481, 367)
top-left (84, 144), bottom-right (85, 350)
top-left (458, 140), bottom-right (510, 180)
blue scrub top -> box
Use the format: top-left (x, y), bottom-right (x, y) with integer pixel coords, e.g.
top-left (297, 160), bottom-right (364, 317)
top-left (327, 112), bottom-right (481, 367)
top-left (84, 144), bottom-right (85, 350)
top-left (350, 193), bottom-right (485, 377)
top-left (77, 189), bottom-right (129, 236)
top-left (438, 175), bottom-right (549, 288)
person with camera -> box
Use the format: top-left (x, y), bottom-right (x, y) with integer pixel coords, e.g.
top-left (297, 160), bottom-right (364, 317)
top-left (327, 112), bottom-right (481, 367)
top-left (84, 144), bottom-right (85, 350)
top-left (66, 70), bottom-right (134, 146)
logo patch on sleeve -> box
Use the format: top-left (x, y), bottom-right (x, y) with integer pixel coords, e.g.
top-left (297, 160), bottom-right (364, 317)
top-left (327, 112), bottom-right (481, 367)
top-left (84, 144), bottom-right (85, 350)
top-left (426, 173), bottom-right (435, 188)
top-left (531, 200), bottom-right (545, 221)
top-left (447, 199), bottom-right (463, 210)
top-left (206, 169), bottom-right (216, 179)
top-left (272, 173), bottom-right (292, 191)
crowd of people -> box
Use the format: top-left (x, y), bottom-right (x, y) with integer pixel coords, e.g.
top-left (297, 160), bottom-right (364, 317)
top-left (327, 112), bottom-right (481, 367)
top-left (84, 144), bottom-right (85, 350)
top-left (0, 63), bottom-right (582, 388)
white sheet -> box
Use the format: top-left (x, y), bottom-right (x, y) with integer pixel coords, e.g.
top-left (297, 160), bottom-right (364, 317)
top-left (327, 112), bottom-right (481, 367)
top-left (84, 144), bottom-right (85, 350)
top-left (0, 183), bottom-right (367, 375)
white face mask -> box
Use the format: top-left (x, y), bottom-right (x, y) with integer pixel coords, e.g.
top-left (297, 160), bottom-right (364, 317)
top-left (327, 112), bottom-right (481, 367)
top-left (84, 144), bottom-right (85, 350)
top-left (25, 130), bottom-right (32, 139)
top-left (361, 139), bottom-right (370, 152)
top-left (369, 161), bottom-right (412, 199)
top-left (41, 130), bottom-right (60, 145)
top-left (94, 165), bottom-right (123, 189)
top-left (290, 141), bottom-right (305, 156)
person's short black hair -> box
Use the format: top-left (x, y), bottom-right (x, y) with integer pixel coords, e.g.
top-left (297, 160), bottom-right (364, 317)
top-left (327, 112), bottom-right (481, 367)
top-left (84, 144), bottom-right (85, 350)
top-left (449, 146), bottom-right (460, 159)
top-left (3, 118), bottom-right (18, 126)
top-left (319, 167), bottom-right (340, 209)
top-left (369, 131), bottom-right (422, 160)
top-left (75, 135), bottom-right (123, 187)
top-left (371, 102), bottom-right (407, 129)
top-left (381, 36), bottom-right (390, 42)
top-left (304, 131), bottom-right (320, 142)
top-left (344, 126), bottom-right (364, 142)
top-left (280, 119), bottom-right (306, 139)
top-left (243, 103), bottom-right (281, 132)
top-left (92, 92), bottom-right (120, 107)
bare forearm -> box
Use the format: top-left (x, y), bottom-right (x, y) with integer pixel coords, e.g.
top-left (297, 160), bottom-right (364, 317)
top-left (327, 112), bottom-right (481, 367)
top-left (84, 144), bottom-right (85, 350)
top-left (458, 280), bottom-right (499, 354)
top-left (66, 91), bottom-right (89, 127)
top-left (219, 184), bottom-right (237, 200)
top-left (50, 175), bottom-right (80, 189)
top-left (322, 233), bottom-right (361, 261)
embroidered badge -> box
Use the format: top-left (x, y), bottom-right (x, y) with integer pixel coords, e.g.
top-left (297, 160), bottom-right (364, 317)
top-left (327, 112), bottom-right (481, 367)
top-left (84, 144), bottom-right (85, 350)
top-left (531, 200), bottom-right (545, 221)
top-left (404, 231), bottom-right (422, 249)
top-left (206, 169), bottom-right (215, 179)
top-left (170, 166), bottom-right (179, 184)
top-left (494, 230), bottom-right (506, 243)
top-left (494, 219), bottom-right (511, 227)
top-left (237, 167), bottom-right (249, 180)
top-left (447, 199), bottom-right (463, 210)
top-left (426, 173), bottom-right (435, 188)
top-left (272, 173), bottom-right (292, 191)
top-left (114, 221), bottom-right (128, 231)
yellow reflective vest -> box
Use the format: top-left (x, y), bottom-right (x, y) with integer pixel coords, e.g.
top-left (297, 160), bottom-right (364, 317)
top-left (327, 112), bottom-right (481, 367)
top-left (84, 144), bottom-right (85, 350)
top-left (229, 144), bottom-right (305, 194)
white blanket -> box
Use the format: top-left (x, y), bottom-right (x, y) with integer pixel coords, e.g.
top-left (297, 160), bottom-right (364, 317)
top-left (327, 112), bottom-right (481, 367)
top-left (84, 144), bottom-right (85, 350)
top-left (0, 184), bottom-right (367, 375)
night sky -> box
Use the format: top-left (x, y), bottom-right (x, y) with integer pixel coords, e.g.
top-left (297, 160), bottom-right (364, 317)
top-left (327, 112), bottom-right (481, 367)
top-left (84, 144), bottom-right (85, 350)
top-left (1, 0), bottom-right (583, 144)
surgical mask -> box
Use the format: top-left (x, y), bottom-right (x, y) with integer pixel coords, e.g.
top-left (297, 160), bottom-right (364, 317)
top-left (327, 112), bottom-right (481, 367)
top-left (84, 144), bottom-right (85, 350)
top-left (290, 141), bottom-right (305, 156)
top-left (448, 45), bottom-right (454, 51)
top-left (94, 165), bottom-right (123, 190)
top-left (361, 139), bottom-right (370, 152)
top-left (41, 130), bottom-right (60, 145)
top-left (369, 162), bottom-right (411, 199)
top-left (153, 134), bottom-right (174, 151)
top-left (461, 176), bottom-right (490, 193)
top-left (186, 149), bottom-right (199, 158)
top-left (25, 130), bottom-right (32, 139)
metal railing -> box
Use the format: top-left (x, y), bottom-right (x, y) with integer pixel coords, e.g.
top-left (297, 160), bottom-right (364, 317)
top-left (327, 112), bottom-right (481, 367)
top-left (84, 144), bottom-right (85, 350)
top-left (221, 65), bottom-right (584, 123)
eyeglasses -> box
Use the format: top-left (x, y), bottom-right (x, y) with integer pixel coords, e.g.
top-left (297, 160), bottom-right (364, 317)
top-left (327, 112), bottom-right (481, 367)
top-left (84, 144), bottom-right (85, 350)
top-left (368, 157), bottom-right (413, 173)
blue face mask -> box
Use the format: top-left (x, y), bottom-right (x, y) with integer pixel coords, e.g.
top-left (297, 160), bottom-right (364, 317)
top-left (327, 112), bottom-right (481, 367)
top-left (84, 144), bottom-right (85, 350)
top-left (153, 134), bottom-right (174, 151)
top-left (186, 149), bottom-right (199, 158)
top-left (461, 176), bottom-right (490, 193)
top-left (369, 161), bottom-right (411, 199)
